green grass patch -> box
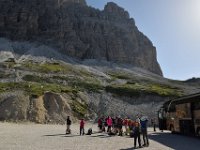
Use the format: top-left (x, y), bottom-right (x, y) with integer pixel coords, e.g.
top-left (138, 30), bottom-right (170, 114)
top-left (22, 75), bottom-right (46, 83)
top-left (106, 83), bottom-right (183, 97)
top-left (108, 72), bottom-right (132, 80)
top-left (52, 75), bottom-right (104, 92)
top-left (22, 74), bottom-right (104, 93)
top-left (70, 77), bottom-right (104, 92)
top-left (52, 75), bottom-right (73, 81)
top-left (20, 62), bottom-right (72, 73)
top-left (26, 83), bottom-right (72, 96)
top-left (0, 82), bottom-right (72, 97)
top-left (17, 61), bottom-right (103, 93)
top-left (106, 84), bottom-right (141, 97)
top-left (147, 84), bottom-right (183, 97)
top-left (72, 81), bottom-right (104, 92)
top-left (71, 100), bottom-right (88, 118)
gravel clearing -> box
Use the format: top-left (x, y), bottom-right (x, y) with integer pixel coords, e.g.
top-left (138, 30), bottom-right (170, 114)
top-left (0, 122), bottom-right (200, 150)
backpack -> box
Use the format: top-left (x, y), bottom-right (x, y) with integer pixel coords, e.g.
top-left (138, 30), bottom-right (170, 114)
top-left (67, 119), bottom-right (71, 125)
top-left (86, 128), bottom-right (92, 135)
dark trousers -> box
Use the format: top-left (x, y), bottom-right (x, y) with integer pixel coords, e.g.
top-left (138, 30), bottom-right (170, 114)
top-left (118, 125), bottom-right (123, 136)
top-left (134, 131), bottom-right (141, 147)
top-left (98, 124), bottom-right (102, 130)
top-left (153, 124), bottom-right (156, 131)
top-left (107, 126), bottom-right (111, 133)
top-left (142, 129), bottom-right (149, 145)
top-left (80, 127), bottom-right (85, 135)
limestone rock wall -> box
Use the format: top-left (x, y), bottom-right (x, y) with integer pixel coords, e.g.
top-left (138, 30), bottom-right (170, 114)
top-left (0, 0), bottom-right (162, 75)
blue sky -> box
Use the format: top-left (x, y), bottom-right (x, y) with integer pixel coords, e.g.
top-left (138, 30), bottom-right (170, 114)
top-left (86, 0), bottom-right (200, 80)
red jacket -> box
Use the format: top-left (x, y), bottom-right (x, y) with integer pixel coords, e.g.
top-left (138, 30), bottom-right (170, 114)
top-left (80, 120), bottom-right (85, 128)
top-left (123, 119), bottom-right (128, 126)
top-left (98, 118), bottom-right (102, 125)
top-left (107, 117), bottom-right (112, 126)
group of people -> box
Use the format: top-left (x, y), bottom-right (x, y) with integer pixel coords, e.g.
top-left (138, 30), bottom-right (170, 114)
top-left (97, 115), bottom-right (149, 148)
top-left (66, 115), bottom-right (153, 149)
top-left (66, 116), bottom-right (86, 136)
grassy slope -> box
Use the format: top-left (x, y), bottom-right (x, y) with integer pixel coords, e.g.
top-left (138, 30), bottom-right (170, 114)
top-left (1, 60), bottom-right (197, 120)
top-left (106, 72), bottom-right (183, 97)
top-left (0, 61), bottom-right (187, 98)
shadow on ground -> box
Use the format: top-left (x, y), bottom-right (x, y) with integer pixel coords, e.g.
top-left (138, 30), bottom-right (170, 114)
top-left (43, 132), bottom-right (114, 138)
top-left (148, 132), bottom-right (200, 150)
top-left (62, 135), bottom-right (80, 137)
top-left (120, 132), bottom-right (200, 150)
top-left (43, 134), bottom-right (66, 137)
top-left (120, 147), bottom-right (134, 150)
top-left (90, 134), bottom-right (113, 138)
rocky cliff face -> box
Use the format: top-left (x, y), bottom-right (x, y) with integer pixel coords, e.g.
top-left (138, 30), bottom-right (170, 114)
top-left (0, 0), bottom-right (162, 75)
top-left (0, 91), bottom-right (93, 123)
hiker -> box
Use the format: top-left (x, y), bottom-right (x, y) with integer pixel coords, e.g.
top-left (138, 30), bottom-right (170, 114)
top-left (98, 117), bottom-right (103, 132)
top-left (102, 117), bottom-right (106, 132)
top-left (129, 120), bottom-right (135, 138)
top-left (66, 116), bottom-right (72, 134)
top-left (133, 118), bottom-right (142, 148)
top-left (123, 117), bottom-right (129, 135)
top-left (117, 116), bottom-right (123, 136)
top-left (107, 116), bottom-right (112, 133)
top-left (80, 119), bottom-right (85, 135)
top-left (112, 117), bottom-right (117, 133)
top-left (115, 116), bottom-right (119, 134)
top-left (141, 116), bottom-right (149, 147)
top-left (128, 118), bottom-right (133, 131)
top-left (151, 118), bottom-right (156, 132)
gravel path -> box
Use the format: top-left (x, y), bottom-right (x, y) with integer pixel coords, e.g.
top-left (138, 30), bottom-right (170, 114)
top-left (0, 122), bottom-right (200, 150)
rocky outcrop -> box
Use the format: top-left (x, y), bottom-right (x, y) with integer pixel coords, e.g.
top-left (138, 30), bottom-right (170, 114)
top-left (0, 91), bottom-right (91, 123)
top-left (0, 92), bottom-right (30, 121)
top-left (0, 90), bottom-right (169, 123)
top-left (0, 0), bottom-right (162, 75)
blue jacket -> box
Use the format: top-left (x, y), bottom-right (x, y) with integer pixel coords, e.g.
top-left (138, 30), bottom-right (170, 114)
top-left (140, 120), bottom-right (148, 129)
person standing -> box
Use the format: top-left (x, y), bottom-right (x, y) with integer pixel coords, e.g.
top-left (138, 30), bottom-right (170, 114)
top-left (117, 116), bottom-right (123, 136)
top-left (80, 119), bottom-right (85, 135)
top-left (141, 117), bottom-right (149, 147)
top-left (107, 116), bottom-right (112, 133)
top-left (151, 118), bottom-right (156, 132)
top-left (66, 116), bottom-right (72, 134)
top-left (124, 117), bottom-right (129, 135)
top-left (98, 117), bottom-right (103, 132)
top-left (101, 117), bottom-right (106, 132)
top-left (133, 118), bottom-right (142, 148)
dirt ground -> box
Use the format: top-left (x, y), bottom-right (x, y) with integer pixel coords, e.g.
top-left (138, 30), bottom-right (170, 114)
top-left (0, 122), bottom-right (200, 150)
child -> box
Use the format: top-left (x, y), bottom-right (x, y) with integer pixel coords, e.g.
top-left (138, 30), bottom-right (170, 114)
top-left (80, 119), bottom-right (85, 135)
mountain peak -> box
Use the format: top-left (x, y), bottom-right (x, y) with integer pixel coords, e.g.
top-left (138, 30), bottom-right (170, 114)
top-left (104, 2), bottom-right (129, 19)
